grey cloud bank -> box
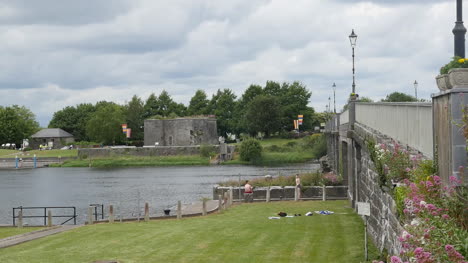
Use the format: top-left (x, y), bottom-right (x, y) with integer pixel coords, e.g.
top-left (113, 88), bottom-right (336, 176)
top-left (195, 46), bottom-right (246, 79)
top-left (0, 0), bottom-right (461, 126)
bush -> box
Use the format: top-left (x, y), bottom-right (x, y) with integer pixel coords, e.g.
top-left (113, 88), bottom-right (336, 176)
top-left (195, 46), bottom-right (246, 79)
top-left (200, 144), bottom-right (216, 158)
top-left (23, 147), bottom-right (32, 151)
top-left (239, 138), bottom-right (262, 162)
top-left (285, 141), bottom-right (298, 148)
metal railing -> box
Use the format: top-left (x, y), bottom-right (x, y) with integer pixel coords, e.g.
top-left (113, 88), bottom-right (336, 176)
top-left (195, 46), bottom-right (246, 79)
top-left (13, 206), bottom-right (77, 226)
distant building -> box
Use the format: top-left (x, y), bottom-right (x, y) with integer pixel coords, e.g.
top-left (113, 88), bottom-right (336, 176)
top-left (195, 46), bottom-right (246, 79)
top-left (30, 128), bottom-right (75, 149)
top-left (144, 118), bottom-right (218, 146)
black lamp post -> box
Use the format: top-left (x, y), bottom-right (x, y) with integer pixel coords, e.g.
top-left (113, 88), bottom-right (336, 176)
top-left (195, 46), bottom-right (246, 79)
top-left (332, 83), bottom-right (336, 114)
top-left (328, 96), bottom-right (331, 113)
top-left (349, 29), bottom-right (358, 95)
top-left (453, 0), bottom-right (466, 58)
top-left (414, 80), bottom-right (418, 101)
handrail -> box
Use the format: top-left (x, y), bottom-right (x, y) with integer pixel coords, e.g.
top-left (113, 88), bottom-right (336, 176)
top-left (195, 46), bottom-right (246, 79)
top-left (13, 206), bottom-right (77, 226)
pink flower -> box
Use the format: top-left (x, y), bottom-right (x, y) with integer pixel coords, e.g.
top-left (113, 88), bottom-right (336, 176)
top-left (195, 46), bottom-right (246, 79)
top-left (442, 214), bottom-right (450, 219)
top-left (390, 256), bottom-right (403, 263)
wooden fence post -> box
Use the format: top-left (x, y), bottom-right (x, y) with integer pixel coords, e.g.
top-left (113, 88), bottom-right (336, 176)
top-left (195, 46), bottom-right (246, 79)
top-left (223, 192), bottom-right (228, 210)
top-left (218, 195), bottom-right (222, 211)
top-left (18, 210), bottom-right (23, 228)
top-left (266, 187), bottom-right (271, 202)
top-left (229, 187), bottom-right (233, 207)
top-left (144, 202), bottom-right (149, 222)
top-left (322, 185), bottom-right (326, 201)
top-left (47, 210), bottom-right (52, 227)
top-left (202, 199), bottom-right (207, 216)
top-left (109, 205), bottom-right (114, 223)
top-left (177, 201), bottom-right (182, 219)
top-left (294, 187), bottom-right (298, 201)
top-left (87, 206), bottom-right (93, 225)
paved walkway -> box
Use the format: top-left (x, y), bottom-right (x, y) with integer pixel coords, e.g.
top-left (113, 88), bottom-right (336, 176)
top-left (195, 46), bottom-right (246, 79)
top-left (180, 200), bottom-right (219, 215)
top-left (0, 225), bottom-right (83, 249)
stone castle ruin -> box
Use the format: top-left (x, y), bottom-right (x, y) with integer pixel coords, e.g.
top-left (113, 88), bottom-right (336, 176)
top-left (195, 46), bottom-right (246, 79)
top-left (144, 117), bottom-right (218, 146)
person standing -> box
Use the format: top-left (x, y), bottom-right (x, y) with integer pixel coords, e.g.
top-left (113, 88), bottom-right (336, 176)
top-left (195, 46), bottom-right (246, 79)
top-left (295, 175), bottom-right (301, 200)
top-left (244, 180), bottom-right (253, 203)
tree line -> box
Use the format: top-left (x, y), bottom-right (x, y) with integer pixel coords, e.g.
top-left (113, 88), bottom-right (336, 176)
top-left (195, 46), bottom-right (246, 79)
top-left (47, 81), bottom-right (323, 145)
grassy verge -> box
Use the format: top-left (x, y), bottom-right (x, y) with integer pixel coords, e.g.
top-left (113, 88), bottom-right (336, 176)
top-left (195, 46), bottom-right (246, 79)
top-left (0, 227), bottom-right (44, 239)
top-left (0, 201), bottom-right (380, 263)
top-left (226, 135), bottom-right (325, 166)
top-left (51, 155), bottom-right (210, 168)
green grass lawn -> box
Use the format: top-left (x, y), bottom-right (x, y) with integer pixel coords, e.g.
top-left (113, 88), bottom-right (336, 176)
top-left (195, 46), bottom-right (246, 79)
top-left (52, 155), bottom-right (210, 167)
top-left (0, 201), bottom-right (380, 263)
top-left (0, 227), bottom-right (44, 239)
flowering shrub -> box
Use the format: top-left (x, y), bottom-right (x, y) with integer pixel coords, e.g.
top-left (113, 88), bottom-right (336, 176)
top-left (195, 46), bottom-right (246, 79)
top-left (369, 140), bottom-right (467, 262)
top-left (440, 56), bottom-right (468, 74)
top-left (322, 171), bottom-right (342, 186)
top-left (372, 141), bottom-right (417, 187)
top-left (389, 175), bottom-right (468, 262)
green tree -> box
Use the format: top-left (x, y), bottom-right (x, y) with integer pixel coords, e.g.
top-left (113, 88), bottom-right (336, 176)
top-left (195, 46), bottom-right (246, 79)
top-left (48, 103), bottom-right (96, 141)
top-left (188, 90), bottom-right (209, 116)
top-left (208, 89), bottom-right (237, 136)
top-left (381, 92), bottom-right (417, 102)
top-left (278, 81), bottom-right (312, 131)
top-left (245, 95), bottom-right (281, 136)
top-left (0, 105), bottom-right (40, 145)
top-left (86, 103), bottom-right (125, 145)
top-left (143, 93), bottom-right (160, 119)
top-left (124, 95), bottom-right (145, 141)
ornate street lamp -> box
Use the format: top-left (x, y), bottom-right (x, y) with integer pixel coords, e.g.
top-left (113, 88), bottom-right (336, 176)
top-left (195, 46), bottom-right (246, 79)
top-left (414, 80), bottom-right (418, 101)
top-left (349, 29), bottom-right (358, 95)
top-left (332, 83), bottom-right (336, 114)
top-left (453, 0), bottom-right (466, 58)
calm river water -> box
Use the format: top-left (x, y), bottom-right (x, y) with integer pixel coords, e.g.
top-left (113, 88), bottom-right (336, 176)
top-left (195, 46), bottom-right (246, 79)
top-left (0, 163), bottom-right (319, 225)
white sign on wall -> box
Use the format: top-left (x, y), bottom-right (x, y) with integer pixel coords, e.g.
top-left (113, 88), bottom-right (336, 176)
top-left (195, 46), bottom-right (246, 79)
top-left (357, 202), bottom-right (370, 216)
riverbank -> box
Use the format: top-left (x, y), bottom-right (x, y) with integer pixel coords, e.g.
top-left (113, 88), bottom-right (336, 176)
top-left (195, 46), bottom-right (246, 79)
top-left (50, 155), bottom-right (211, 168)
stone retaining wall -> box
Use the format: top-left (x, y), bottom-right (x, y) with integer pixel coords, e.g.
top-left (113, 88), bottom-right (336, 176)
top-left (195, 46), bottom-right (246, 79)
top-left (213, 185), bottom-right (348, 200)
top-left (78, 145), bottom-right (235, 159)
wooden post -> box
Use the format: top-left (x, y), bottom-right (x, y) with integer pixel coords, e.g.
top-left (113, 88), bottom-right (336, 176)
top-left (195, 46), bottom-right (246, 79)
top-left (322, 185), bottom-right (326, 201)
top-left (229, 187), bottom-right (233, 207)
top-left (202, 199), bottom-right (207, 216)
top-left (266, 187), bottom-right (271, 202)
top-left (18, 210), bottom-right (23, 228)
top-left (47, 210), bottom-right (52, 227)
top-left (177, 201), bottom-right (182, 219)
top-left (87, 206), bottom-right (93, 225)
top-left (109, 205), bottom-right (114, 223)
top-left (144, 202), bottom-right (149, 222)
top-left (223, 192), bottom-right (228, 210)
top-left (294, 187), bottom-right (298, 201)
top-left (218, 195), bottom-right (222, 212)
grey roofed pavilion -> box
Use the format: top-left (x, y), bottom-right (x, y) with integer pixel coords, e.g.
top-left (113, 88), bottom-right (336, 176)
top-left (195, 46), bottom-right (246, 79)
top-left (30, 128), bottom-right (75, 149)
top-left (31, 128), bottom-right (74, 138)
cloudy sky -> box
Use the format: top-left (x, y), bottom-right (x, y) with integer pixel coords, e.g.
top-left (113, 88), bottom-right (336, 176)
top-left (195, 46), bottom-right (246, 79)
top-left (0, 0), bottom-right (460, 126)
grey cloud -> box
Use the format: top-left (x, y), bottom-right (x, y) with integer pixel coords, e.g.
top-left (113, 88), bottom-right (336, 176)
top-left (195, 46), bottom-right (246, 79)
top-left (0, 0), bottom-right (132, 25)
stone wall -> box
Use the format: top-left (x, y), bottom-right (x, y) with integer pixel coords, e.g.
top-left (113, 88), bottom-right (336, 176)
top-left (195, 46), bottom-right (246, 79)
top-left (144, 118), bottom-right (218, 146)
top-left (213, 186), bottom-right (348, 200)
top-left (78, 145), bottom-right (235, 159)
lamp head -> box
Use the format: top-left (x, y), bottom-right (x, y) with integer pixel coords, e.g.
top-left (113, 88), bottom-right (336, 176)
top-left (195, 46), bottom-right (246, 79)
top-left (349, 29), bottom-right (357, 48)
